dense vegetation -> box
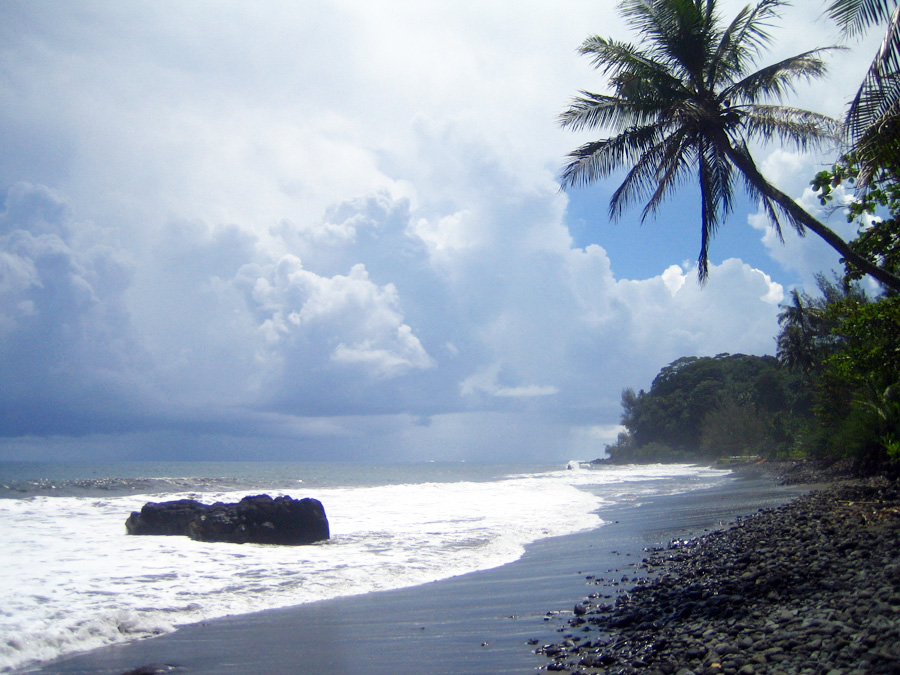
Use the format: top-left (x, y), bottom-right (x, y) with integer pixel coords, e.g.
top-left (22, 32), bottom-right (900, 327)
top-left (789, 155), bottom-right (900, 464)
top-left (605, 354), bottom-right (815, 462)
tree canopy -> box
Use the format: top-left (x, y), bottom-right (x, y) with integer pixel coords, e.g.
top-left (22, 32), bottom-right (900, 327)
top-left (606, 353), bottom-right (813, 462)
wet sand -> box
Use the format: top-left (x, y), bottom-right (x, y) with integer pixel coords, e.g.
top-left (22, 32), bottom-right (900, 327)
top-left (35, 474), bottom-right (805, 675)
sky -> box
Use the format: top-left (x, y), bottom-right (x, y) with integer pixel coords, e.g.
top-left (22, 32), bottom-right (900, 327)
top-left (0, 0), bottom-right (886, 463)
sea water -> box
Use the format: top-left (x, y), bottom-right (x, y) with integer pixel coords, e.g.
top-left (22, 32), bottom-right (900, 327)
top-left (0, 461), bottom-right (732, 673)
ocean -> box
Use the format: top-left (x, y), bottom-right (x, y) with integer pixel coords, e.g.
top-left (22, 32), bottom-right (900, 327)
top-left (0, 461), bottom-right (732, 673)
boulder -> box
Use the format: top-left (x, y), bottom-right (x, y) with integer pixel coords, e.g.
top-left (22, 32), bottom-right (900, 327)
top-left (189, 494), bottom-right (330, 545)
top-left (126, 494), bottom-right (329, 545)
top-left (125, 499), bottom-right (211, 536)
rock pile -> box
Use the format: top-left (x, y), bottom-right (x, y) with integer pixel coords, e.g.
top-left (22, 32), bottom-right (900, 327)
top-left (126, 494), bottom-right (330, 545)
top-left (537, 480), bottom-right (900, 674)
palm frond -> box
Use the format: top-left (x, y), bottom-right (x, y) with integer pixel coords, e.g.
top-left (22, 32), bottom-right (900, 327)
top-left (710, 4), bottom-right (754, 85)
top-left (725, 48), bottom-right (835, 103)
top-left (830, 0), bottom-right (900, 182)
top-left (879, 2), bottom-right (900, 72)
top-left (706, 137), bottom-right (735, 218)
top-left (577, 36), bottom-right (658, 76)
top-left (846, 4), bottom-right (900, 148)
top-left (661, 0), bottom-right (714, 82)
top-left (638, 130), bottom-right (695, 219)
top-left (619, 0), bottom-right (699, 49)
top-left (848, 70), bottom-right (900, 139)
top-left (825, 0), bottom-right (897, 37)
top-left (559, 125), bottom-right (664, 189)
top-left (579, 35), bottom-right (692, 105)
top-left (854, 100), bottom-right (900, 182)
top-left (698, 164), bottom-right (716, 280)
top-left (609, 146), bottom-right (682, 220)
top-left (558, 91), bottom-right (678, 133)
top-left (711, 0), bottom-right (785, 86)
top-left (740, 105), bottom-right (842, 148)
top-left (695, 137), bottom-right (736, 280)
top-left (697, 146), bottom-right (719, 281)
top-left (558, 92), bottom-right (636, 132)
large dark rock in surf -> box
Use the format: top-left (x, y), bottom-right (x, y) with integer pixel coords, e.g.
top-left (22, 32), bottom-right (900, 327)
top-left (189, 494), bottom-right (330, 545)
top-left (126, 494), bottom-right (329, 545)
top-left (125, 499), bottom-right (211, 536)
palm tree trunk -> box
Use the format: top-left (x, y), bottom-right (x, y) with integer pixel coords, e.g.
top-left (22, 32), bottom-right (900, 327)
top-left (724, 144), bottom-right (900, 292)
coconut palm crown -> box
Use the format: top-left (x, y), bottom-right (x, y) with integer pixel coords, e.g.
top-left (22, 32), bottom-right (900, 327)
top-left (559, 0), bottom-right (900, 290)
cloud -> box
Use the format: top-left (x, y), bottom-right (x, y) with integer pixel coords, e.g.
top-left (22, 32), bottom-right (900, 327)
top-left (0, 176), bottom-right (787, 453)
top-left (0, 183), bottom-right (147, 435)
top-left (0, 1), bottom-right (867, 460)
top-left (236, 256), bottom-right (434, 380)
top-left (460, 363), bottom-right (560, 399)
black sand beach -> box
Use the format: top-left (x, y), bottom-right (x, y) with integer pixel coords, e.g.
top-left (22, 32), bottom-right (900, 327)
top-left (33, 474), bottom-right (806, 675)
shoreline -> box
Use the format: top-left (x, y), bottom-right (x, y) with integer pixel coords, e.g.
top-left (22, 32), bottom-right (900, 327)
top-left (538, 476), bottom-right (900, 674)
top-left (31, 472), bottom-right (805, 675)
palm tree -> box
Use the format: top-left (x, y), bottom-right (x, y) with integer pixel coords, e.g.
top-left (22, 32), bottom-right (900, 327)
top-left (776, 288), bottom-right (826, 373)
top-left (825, 0), bottom-right (900, 183)
top-left (559, 0), bottom-right (900, 291)
top-left (775, 273), bottom-right (867, 372)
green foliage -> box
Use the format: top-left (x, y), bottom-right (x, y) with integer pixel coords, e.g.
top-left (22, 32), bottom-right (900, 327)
top-left (699, 398), bottom-right (769, 458)
top-left (811, 153), bottom-right (900, 283)
top-left (775, 274), bottom-right (867, 374)
top-left (605, 354), bottom-right (812, 462)
top-left (812, 154), bottom-right (900, 218)
top-left (793, 154), bottom-right (900, 464)
top-left (810, 296), bottom-right (900, 462)
top-left (828, 295), bottom-right (900, 377)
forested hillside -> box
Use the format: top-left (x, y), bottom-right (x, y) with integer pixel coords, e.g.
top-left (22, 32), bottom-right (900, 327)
top-left (605, 354), bottom-right (814, 462)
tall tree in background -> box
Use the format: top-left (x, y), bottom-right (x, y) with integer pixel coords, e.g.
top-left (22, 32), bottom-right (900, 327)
top-left (825, 0), bottom-right (900, 183)
top-left (559, 0), bottom-right (900, 292)
top-left (776, 288), bottom-right (827, 374)
top-left (775, 274), bottom-right (867, 374)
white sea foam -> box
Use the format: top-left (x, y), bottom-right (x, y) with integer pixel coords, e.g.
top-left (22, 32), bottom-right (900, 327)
top-left (0, 462), bottom-right (730, 672)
